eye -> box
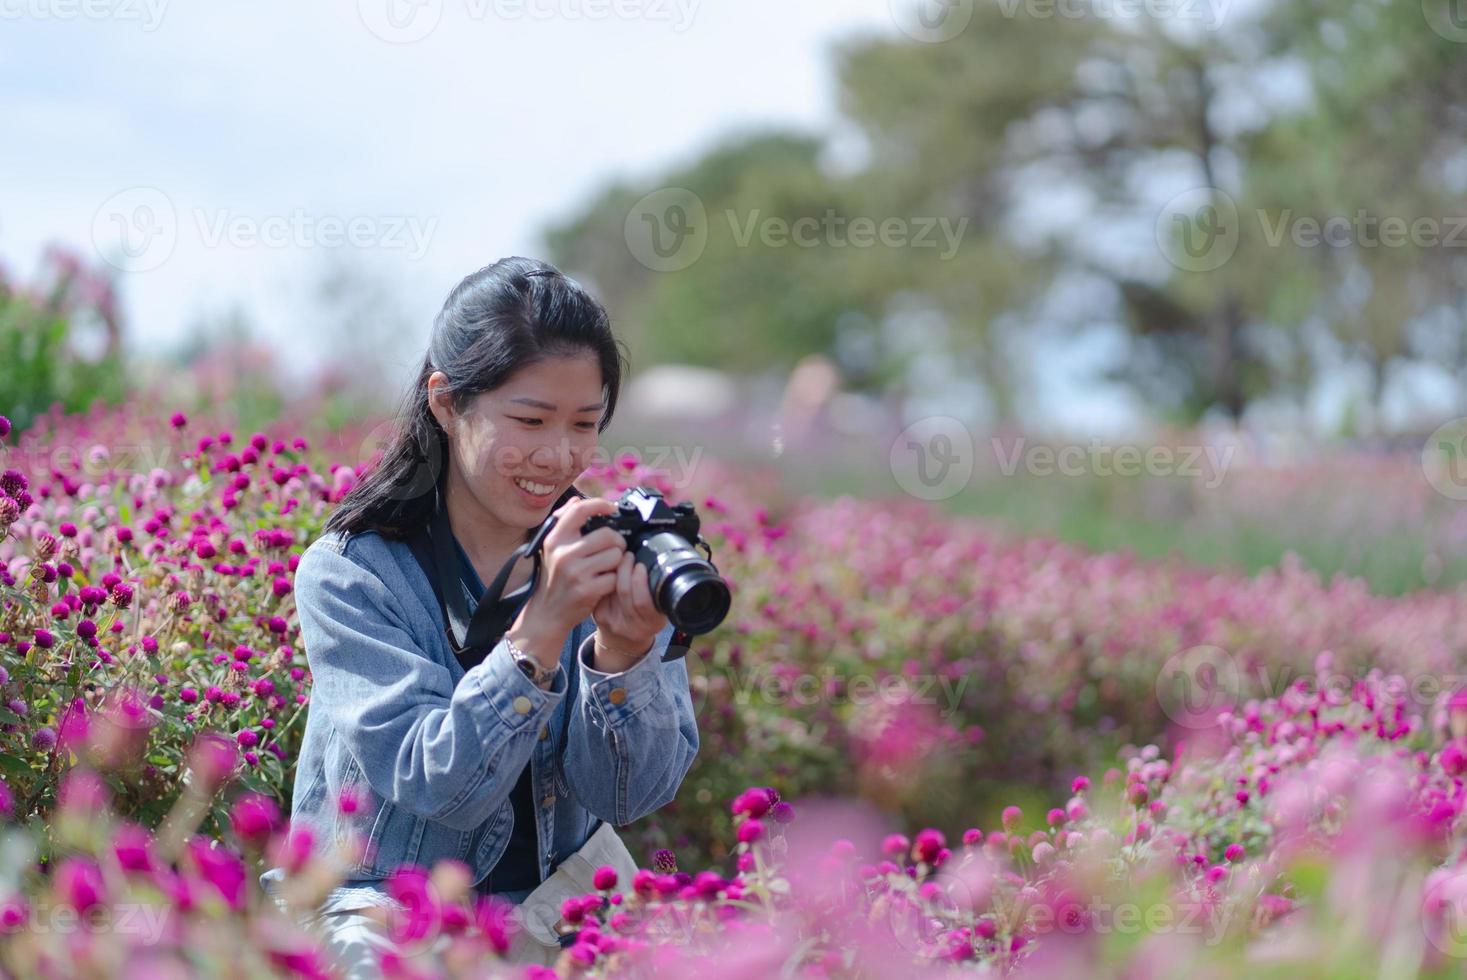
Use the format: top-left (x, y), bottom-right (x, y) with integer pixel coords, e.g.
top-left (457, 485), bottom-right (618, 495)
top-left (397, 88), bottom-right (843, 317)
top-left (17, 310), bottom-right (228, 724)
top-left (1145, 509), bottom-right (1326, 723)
top-left (576, 422), bottom-right (597, 430)
top-left (510, 416), bottom-right (543, 427)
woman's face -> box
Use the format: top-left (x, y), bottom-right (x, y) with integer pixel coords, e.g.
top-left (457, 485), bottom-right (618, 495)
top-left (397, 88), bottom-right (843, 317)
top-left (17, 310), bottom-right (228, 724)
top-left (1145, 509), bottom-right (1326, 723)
top-left (429, 353), bottom-right (605, 530)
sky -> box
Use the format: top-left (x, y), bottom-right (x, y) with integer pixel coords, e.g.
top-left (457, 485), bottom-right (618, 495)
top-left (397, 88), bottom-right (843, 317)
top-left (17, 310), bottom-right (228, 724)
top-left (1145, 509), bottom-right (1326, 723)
top-left (3, 0), bottom-right (1459, 438)
top-left (1, 1), bottom-right (903, 391)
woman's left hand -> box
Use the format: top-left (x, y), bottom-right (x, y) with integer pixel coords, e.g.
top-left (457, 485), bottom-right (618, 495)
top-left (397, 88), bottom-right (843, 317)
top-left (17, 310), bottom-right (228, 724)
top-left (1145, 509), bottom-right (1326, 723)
top-left (591, 551), bottom-right (667, 665)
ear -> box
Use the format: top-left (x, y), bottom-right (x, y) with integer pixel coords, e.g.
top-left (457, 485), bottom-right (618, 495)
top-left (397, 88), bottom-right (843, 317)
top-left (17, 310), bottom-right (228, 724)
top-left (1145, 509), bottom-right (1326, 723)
top-left (426, 372), bottom-right (455, 431)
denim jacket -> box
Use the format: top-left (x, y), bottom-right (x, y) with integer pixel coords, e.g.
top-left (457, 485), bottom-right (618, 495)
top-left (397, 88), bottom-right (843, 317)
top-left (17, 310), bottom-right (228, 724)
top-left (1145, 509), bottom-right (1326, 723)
top-left (258, 526), bottom-right (699, 916)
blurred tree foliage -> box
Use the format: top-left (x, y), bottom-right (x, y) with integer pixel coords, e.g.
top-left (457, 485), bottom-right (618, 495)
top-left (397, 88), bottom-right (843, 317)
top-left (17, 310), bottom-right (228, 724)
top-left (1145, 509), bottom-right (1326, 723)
top-left (0, 245), bottom-right (132, 437)
top-left (543, 0), bottom-right (1467, 428)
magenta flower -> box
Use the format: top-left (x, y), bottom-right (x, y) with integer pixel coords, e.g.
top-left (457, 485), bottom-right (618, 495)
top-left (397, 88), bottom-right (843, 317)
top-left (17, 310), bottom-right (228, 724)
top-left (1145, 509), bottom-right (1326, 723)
top-left (54, 857), bottom-right (105, 913)
top-left (914, 828), bottom-right (946, 863)
top-left (113, 823), bottom-right (157, 873)
top-left (593, 865), bottom-right (618, 891)
top-left (229, 793), bottom-right (282, 845)
top-left (186, 836), bottom-right (247, 911)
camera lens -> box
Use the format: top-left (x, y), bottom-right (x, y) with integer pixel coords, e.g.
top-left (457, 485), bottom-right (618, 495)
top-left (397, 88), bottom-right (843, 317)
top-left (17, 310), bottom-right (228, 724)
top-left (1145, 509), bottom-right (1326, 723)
top-left (664, 568), bottom-right (731, 635)
top-left (638, 532), bottom-right (731, 635)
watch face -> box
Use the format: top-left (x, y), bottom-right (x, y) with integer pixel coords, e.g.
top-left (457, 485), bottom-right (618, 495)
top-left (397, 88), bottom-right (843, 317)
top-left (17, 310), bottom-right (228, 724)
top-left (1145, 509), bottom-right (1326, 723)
top-left (514, 657), bottom-right (536, 679)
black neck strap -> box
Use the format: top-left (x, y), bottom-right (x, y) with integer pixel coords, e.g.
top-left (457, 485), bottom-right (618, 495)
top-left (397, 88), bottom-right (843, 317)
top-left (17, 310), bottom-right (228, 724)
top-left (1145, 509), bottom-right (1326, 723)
top-left (409, 482), bottom-right (694, 665)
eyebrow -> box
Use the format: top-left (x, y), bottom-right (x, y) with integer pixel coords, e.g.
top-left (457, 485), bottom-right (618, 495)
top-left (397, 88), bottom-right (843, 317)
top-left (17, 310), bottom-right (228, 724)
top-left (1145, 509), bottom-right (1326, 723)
top-left (508, 397), bottom-right (605, 413)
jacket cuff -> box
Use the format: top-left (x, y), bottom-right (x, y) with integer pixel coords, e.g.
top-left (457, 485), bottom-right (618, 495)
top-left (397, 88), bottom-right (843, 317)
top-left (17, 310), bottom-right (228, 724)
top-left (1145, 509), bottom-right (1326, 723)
top-left (476, 637), bottom-right (566, 730)
top-left (577, 628), bottom-right (667, 724)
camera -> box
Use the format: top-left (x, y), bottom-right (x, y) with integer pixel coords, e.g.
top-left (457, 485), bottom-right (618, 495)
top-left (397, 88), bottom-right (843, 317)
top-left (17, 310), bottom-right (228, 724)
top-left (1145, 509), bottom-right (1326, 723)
top-left (579, 486), bottom-right (730, 636)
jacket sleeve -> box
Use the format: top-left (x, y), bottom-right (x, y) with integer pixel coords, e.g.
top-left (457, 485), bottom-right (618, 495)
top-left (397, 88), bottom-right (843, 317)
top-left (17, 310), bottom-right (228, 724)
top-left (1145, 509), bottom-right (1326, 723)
top-left (295, 541), bottom-right (569, 832)
top-left (562, 620), bottom-right (700, 827)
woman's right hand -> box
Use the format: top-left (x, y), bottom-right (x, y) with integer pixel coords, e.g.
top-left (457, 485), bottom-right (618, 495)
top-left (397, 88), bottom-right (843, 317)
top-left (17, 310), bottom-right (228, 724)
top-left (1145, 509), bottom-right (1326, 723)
top-left (505, 496), bottom-right (626, 670)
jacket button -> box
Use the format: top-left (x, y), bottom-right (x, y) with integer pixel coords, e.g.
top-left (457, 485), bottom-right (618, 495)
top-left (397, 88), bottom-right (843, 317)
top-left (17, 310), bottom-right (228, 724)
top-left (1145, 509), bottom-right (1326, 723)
top-left (512, 695), bottom-right (532, 715)
top-left (538, 724), bottom-right (549, 740)
top-left (540, 794), bottom-right (556, 809)
top-left (608, 687), bottom-right (627, 706)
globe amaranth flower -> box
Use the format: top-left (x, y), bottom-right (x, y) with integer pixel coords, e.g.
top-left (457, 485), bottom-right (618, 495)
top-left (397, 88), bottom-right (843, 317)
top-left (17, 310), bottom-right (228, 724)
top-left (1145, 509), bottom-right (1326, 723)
top-left (229, 793), bottom-right (281, 845)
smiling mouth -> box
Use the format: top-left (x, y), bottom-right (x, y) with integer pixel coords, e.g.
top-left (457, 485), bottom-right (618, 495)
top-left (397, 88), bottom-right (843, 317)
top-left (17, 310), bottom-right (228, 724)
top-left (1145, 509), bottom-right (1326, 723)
top-left (513, 476), bottom-right (558, 496)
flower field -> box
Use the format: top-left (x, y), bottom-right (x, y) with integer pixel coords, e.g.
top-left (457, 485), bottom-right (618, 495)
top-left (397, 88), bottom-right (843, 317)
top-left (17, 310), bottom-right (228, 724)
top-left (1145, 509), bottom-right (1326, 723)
top-left (3, 402), bottom-right (1467, 977)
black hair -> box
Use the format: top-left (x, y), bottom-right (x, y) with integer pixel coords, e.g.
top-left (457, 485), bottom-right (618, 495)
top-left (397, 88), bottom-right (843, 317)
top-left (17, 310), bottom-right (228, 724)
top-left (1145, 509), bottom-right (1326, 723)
top-left (324, 256), bottom-right (626, 542)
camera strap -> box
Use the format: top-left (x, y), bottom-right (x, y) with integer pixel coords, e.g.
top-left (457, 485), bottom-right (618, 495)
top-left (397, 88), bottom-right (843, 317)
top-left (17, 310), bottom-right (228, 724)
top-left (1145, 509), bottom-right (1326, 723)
top-left (405, 482), bottom-right (692, 669)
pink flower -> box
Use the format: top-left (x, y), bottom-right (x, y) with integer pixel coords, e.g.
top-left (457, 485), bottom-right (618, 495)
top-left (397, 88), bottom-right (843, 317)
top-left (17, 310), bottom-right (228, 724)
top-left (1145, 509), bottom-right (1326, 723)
top-left (187, 837), bottom-right (247, 910)
top-left (593, 866), bottom-right (618, 891)
top-left (737, 819), bottom-right (765, 844)
top-left (914, 828), bottom-right (946, 863)
top-left (1001, 806), bottom-right (1023, 830)
top-left (230, 793), bottom-right (281, 845)
top-left (55, 857), bottom-right (105, 913)
top-left (1224, 843), bottom-right (1245, 862)
top-left (113, 823), bottom-right (156, 873)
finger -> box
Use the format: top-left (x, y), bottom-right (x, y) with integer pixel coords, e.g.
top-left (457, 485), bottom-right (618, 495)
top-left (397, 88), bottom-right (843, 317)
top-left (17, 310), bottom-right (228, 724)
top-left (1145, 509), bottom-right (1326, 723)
top-left (556, 527), bottom-right (625, 563)
top-left (583, 569), bottom-right (619, 602)
top-left (570, 545), bottom-right (626, 577)
top-left (631, 557), bottom-right (654, 612)
top-left (545, 497), bottom-right (617, 550)
top-left (618, 552), bottom-right (633, 606)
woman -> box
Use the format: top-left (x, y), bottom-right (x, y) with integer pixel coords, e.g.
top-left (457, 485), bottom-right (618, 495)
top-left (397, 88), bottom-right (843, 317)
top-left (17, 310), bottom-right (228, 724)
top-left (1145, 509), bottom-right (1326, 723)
top-left (259, 257), bottom-right (700, 974)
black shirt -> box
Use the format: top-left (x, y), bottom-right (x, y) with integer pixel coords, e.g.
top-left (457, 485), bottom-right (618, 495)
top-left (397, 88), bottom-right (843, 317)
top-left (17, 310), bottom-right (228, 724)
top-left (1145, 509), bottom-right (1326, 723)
top-left (452, 533), bottom-right (542, 895)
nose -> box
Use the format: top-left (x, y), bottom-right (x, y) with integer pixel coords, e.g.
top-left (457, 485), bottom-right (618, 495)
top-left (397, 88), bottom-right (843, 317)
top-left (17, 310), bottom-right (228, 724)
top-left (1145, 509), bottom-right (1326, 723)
top-left (529, 437), bottom-right (576, 476)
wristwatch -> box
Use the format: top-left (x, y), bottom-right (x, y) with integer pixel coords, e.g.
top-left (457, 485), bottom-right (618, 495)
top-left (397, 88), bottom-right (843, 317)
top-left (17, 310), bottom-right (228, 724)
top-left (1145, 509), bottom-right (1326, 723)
top-left (505, 634), bottom-right (559, 688)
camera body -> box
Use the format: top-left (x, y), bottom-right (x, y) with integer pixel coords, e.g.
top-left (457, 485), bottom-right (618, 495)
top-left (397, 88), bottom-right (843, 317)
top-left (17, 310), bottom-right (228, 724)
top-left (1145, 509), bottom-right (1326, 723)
top-left (579, 486), bottom-right (730, 636)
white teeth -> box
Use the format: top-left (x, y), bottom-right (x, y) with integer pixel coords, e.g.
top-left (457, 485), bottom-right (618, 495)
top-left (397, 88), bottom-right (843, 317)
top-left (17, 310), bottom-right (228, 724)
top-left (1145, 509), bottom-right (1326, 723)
top-left (514, 478), bottom-right (555, 496)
